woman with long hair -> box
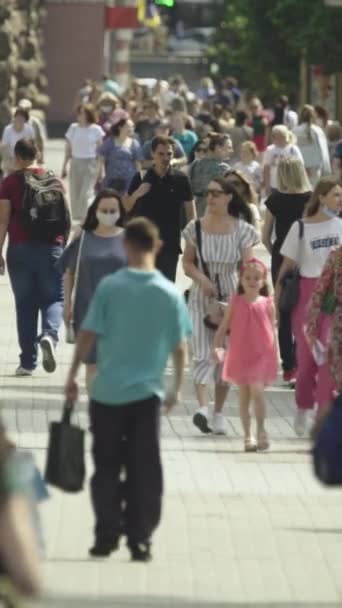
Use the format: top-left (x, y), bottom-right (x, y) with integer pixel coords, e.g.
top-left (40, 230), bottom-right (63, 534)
top-left (263, 157), bottom-right (311, 384)
top-left (224, 169), bottom-right (261, 234)
top-left (293, 105), bottom-right (331, 187)
top-left (183, 176), bottom-right (259, 435)
top-left (61, 103), bottom-right (104, 221)
top-left (275, 177), bottom-right (342, 436)
top-left (263, 125), bottom-right (303, 195)
top-left (57, 189), bottom-right (127, 393)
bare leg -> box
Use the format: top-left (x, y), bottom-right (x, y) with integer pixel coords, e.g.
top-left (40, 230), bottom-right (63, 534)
top-left (194, 383), bottom-right (209, 408)
top-left (214, 384), bottom-right (230, 413)
top-left (238, 385), bottom-right (252, 438)
top-left (86, 364), bottom-right (97, 397)
top-left (250, 383), bottom-right (269, 450)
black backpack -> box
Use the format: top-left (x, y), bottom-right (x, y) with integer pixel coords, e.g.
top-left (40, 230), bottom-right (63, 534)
top-left (21, 170), bottom-right (71, 242)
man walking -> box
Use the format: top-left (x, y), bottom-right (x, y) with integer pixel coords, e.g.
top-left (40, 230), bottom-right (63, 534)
top-left (0, 138), bottom-right (70, 376)
top-left (124, 135), bottom-right (196, 282)
top-left (65, 218), bottom-right (191, 561)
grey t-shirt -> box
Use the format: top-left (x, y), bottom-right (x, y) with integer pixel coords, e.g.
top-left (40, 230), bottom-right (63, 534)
top-left (57, 231), bottom-right (127, 357)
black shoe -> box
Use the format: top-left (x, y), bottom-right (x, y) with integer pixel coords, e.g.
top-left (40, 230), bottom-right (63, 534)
top-left (130, 543), bottom-right (152, 562)
top-left (89, 539), bottom-right (119, 558)
top-left (193, 411), bottom-right (211, 434)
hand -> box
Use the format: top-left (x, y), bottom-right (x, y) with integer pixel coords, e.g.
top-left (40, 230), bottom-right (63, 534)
top-left (136, 182), bottom-right (151, 199)
top-left (64, 376), bottom-right (79, 402)
top-left (163, 390), bottom-right (180, 413)
top-left (0, 255), bottom-right (5, 276)
top-left (200, 276), bottom-right (217, 298)
top-left (61, 168), bottom-right (67, 179)
top-left (305, 332), bottom-right (316, 350)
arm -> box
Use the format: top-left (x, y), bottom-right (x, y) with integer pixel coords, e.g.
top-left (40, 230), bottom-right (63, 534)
top-left (63, 270), bottom-right (75, 325)
top-left (0, 198), bottom-right (10, 274)
top-left (213, 300), bottom-right (233, 349)
top-left (61, 140), bottom-right (72, 178)
top-left (64, 329), bottom-right (97, 401)
top-left (182, 239), bottom-right (216, 297)
top-left (0, 495), bottom-right (42, 596)
top-left (96, 155), bottom-right (105, 183)
top-left (263, 163), bottom-right (271, 196)
top-left (184, 199), bottom-right (196, 223)
top-left (262, 209), bottom-right (274, 254)
top-left (306, 252), bottom-right (335, 343)
top-left (164, 340), bottom-right (188, 411)
top-left (123, 180), bottom-right (151, 213)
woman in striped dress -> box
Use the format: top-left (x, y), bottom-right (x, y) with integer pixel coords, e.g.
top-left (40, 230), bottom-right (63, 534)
top-left (183, 176), bottom-right (259, 435)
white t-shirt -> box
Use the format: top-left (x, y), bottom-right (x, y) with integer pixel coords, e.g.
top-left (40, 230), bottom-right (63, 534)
top-left (1, 123), bottom-right (35, 156)
top-left (280, 217), bottom-right (342, 278)
top-left (264, 143), bottom-right (304, 189)
top-left (65, 123), bottom-right (105, 159)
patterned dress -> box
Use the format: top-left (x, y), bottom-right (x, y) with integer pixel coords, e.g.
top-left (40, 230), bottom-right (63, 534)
top-left (182, 219), bottom-right (258, 385)
top-left (306, 247), bottom-right (342, 390)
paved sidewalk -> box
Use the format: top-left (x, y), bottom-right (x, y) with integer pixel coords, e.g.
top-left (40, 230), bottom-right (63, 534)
top-left (1, 142), bottom-right (342, 607)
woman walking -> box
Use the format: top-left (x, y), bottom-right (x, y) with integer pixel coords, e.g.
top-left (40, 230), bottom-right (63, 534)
top-left (1, 108), bottom-right (35, 175)
top-left (275, 177), bottom-right (342, 436)
top-left (97, 110), bottom-right (141, 194)
top-left (262, 157), bottom-right (311, 385)
top-left (57, 189), bottom-right (127, 393)
top-left (61, 104), bottom-right (104, 221)
top-left (183, 176), bottom-right (259, 435)
top-left (263, 125), bottom-right (303, 195)
top-left (224, 169), bottom-right (261, 234)
top-left (293, 105), bottom-right (331, 187)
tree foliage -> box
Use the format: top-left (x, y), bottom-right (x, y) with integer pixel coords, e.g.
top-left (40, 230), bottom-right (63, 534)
top-left (208, 0), bottom-right (342, 101)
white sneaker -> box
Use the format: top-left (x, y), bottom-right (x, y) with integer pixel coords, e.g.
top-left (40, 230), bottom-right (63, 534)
top-left (40, 335), bottom-right (57, 373)
top-left (193, 406), bottom-right (211, 434)
top-left (211, 412), bottom-right (227, 435)
top-left (15, 366), bottom-right (33, 377)
top-left (294, 409), bottom-right (308, 437)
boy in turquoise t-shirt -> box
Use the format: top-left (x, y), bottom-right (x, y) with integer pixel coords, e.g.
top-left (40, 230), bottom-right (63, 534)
top-left (65, 218), bottom-right (191, 562)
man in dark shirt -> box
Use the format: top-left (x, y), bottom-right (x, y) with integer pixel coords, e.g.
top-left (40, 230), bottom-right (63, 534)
top-left (125, 136), bottom-right (196, 281)
top-left (0, 139), bottom-right (69, 376)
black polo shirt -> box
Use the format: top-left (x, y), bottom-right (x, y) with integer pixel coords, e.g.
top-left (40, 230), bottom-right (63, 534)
top-left (128, 168), bottom-right (193, 253)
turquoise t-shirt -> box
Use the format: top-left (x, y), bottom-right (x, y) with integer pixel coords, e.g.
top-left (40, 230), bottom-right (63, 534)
top-left (173, 130), bottom-right (198, 159)
top-left (82, 268), bottom-right (192, 405)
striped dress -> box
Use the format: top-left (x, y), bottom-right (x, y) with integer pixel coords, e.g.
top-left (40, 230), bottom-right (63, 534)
top-left (182, 219), bottom-right (259, 385)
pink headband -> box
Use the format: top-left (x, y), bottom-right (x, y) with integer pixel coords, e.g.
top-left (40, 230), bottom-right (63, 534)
top-left (241, 257), bottom-right (268, 278)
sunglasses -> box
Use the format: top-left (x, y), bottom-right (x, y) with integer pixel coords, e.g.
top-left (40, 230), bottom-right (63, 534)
top-left (205, 188), bottom-right (225, 198)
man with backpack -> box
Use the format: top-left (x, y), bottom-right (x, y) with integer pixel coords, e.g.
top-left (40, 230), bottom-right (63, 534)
top-left (0, 138), bottom-right (70, 376)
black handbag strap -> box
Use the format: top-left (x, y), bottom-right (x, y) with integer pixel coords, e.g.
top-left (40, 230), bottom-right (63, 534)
top-left (298, 218), bottom-right (304, 239)
top-left (195, 220), bottom-right (210, 279)
top-left (62, 401), bottom-right (74, 424)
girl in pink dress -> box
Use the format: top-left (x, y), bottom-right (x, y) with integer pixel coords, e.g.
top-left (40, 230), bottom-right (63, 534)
top-left (213, 258), bottom-right (278, 452)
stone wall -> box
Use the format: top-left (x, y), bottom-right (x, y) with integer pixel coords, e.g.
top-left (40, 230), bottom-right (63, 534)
top-left (0, 0), bottom-right (49, 132)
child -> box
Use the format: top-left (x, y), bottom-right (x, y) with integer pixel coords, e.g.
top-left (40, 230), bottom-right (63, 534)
top-left (234, 141), bottom-right (263, 193)
top-left (213, 258), bottom-right (278, 452)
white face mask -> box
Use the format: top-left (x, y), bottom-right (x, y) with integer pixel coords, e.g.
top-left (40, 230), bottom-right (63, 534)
top-left (96, 211), bottom-right (120, 227)
top-left (101, 105), bottom-right (113, 113)
top-left (322, 204), bottom-right (338, 219)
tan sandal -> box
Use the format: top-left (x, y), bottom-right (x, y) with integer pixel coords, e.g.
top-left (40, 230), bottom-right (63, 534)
top-left (244, 436), bottom-right (257, 452)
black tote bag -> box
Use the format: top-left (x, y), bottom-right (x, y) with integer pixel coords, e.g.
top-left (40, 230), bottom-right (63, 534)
top-left (45, 401), bottom-right (85, 493)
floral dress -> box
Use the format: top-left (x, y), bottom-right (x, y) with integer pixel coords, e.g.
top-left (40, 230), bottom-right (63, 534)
top-left (182, 219), bottom-right (258, 385)
top-left (306, 247), bottom-right (342, 390)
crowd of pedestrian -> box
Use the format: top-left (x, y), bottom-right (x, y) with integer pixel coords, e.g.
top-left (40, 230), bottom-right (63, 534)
top-left (1, 71), bottom-right (342, 591)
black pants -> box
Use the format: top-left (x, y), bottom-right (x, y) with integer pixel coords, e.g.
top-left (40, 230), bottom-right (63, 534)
top-left (156, 249), bottom-right (179, 282)
top-left (90, 395), bottom-right (162, 547)
top-left (272, 252), bottom-right (296, 372)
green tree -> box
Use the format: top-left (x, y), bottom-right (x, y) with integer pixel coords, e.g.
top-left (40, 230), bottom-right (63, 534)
top-left (208, 0), bottom-right (342, 101)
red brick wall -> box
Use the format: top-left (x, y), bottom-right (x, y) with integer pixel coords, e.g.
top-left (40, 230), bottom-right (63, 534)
top-left (45, 2), bottom-right (105, 126)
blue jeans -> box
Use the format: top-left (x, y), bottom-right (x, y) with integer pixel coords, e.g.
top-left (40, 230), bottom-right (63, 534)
top-left (7, 242), bottom-right (64, 370)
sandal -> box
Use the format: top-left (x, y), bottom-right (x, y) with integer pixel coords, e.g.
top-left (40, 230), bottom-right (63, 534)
top-left (257, 431), bottom-right (270, 451)
top-left (244, 436), bottom-right (257, 452)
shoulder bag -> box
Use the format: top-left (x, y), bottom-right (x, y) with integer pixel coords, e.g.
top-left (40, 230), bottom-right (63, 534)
top-left (195, 220), bottom-right (227, 330)
top-left (279, 219), bottom-right (304, 314)
top-left (66, 230), bottom-right (85, 344)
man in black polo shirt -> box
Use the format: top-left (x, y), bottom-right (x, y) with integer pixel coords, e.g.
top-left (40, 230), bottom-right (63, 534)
top-left (124, 136), bottom-right (196, 281)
